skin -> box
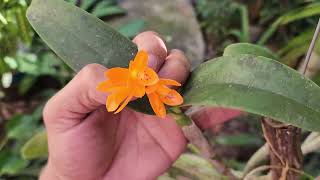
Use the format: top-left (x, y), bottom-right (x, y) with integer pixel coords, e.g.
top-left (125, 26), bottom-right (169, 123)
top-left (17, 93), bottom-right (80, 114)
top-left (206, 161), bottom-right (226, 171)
top-left (41, 31), bottom-right (240, 180)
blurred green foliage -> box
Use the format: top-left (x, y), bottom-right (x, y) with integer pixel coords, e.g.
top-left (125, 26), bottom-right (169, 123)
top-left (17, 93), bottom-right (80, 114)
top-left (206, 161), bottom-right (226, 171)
top-left (196, 0), bottom-right (237, 41)
top-left (0, 0), bottom-right (145, 179)
top-left (0, 0), bottom-right (32, 57)
top-left (2, 0), bottom-right (320, 179)
top-left (0, 105), bottom-right (45, 179)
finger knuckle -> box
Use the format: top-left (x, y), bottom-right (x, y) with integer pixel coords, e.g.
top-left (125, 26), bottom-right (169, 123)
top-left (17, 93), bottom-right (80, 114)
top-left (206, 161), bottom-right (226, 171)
top-left (168, 50), bottom-right (191, 71)
top-left (171, 49), bottom-right (185, 55)
top-left (79, 63), bottom-right (104, 81)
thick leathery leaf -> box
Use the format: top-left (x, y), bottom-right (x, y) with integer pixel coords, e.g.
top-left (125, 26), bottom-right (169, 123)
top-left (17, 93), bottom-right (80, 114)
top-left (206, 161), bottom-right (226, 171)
top-left (26, 0), bottom-right (137, 72)
top-left (183, 55), bottom-right (320, 132)
top-left (26, 0), bottom-right (154, 113)
top-left (223, 43), bottom-right (278, 60)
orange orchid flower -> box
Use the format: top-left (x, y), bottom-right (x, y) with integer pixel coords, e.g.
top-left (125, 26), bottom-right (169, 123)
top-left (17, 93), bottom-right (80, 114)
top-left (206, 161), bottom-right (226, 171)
top-left (146, 79), bottom-right (184, 118)
top-left (97, 50), bottom-right (158, 113)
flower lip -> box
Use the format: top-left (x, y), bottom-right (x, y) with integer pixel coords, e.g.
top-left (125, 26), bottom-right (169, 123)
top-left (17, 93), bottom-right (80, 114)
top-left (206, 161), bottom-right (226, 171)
top-left (146, 78), bottom-right (183, 118)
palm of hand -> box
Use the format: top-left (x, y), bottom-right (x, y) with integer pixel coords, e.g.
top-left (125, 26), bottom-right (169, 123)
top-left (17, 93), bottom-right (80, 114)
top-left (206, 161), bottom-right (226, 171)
top-left (47, 108), bottom-right (185, 180)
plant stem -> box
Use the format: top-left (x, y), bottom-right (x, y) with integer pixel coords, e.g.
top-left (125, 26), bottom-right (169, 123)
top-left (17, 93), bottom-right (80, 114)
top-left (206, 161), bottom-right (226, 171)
top-left (262, 118), bottom-right (303, 180)
top-left (170, 107), bottom-right (238, 179)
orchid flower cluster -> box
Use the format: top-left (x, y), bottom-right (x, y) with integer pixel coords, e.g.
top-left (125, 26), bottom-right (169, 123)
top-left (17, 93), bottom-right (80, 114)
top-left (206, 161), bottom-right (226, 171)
top-left (97, 50), bottom-right (183, 118)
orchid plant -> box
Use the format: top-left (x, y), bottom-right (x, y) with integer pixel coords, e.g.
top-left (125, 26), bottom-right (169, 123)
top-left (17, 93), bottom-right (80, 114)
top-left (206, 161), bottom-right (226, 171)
top-left (21, 0), bottom-right (320, 179)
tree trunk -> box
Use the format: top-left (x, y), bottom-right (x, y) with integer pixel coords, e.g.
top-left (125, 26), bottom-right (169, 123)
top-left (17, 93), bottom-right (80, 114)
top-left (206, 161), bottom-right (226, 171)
top-left (262, 118), bottom-right (303, 180)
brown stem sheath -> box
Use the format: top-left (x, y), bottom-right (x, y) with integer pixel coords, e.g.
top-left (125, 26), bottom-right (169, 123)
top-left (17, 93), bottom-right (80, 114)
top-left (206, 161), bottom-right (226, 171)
top-left (262, 118), bottom-right (303, 180)
top-left (171, 108), bottom-right (238, 179)
top-left (181, 121), bottom-right (238, 179)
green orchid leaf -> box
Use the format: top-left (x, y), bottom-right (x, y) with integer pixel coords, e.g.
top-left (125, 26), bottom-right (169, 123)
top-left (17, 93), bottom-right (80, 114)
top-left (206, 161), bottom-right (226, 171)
top-left (182, 55), bottom-right (320, 132)
top-left (21, 130), bottom-right (48, 160)
top-left (26, 0), bottom-right (137, 72)
top-left (26, 0), bottom-right (152, 113)
top-left (169, 154), bottom-right (224, 180)
top-left (223, 43), bottom-right (278, 60)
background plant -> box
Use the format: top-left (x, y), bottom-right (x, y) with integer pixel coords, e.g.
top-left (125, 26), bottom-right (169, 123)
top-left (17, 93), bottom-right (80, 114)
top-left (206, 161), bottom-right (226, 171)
top-left (2, 0), bottom-right (320, 180)
top-left (0, 0), bottom-right (144, 179)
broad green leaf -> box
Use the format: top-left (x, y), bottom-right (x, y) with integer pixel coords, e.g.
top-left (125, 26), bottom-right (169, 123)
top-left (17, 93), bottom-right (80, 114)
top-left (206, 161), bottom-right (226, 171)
top-left (182, 55), bottom-right (320, 132)
top-left (21, 131), bottom-right (48, 160)
top-left (26, 0), bottom-right (137, 72)
top-left (26, 0), bottom-right (152, 113)
top-left (171, 154), bottom-right (225, 180)
top-left (223, 43), bottom-right (278, 60)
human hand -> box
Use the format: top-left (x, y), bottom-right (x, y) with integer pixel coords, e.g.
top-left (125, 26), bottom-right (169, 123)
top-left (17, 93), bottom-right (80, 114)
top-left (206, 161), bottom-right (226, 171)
top-left (41, 31), bottom-right (242, 180)
top-left (41, 31), bottom-right (192, 180)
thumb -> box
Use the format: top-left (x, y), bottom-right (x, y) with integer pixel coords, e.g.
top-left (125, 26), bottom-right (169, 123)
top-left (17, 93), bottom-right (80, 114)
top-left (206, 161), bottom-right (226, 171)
top-left (43, 63), bottom-right (108, 132)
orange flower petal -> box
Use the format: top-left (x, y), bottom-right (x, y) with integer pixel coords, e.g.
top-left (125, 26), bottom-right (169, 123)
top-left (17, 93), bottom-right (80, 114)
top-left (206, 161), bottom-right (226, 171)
top-left (147, 93), bottom-right (166, 118)
top-left (159, 79), bottom-right (181, 86)
top-left (130, 50), bottom-right (148, 73)
top-left (106, 94), bottom-right (118, 112)
top-left (97, 81), bottom-right (113, 92)
top-left (114, 94), bottom-right (133, 114)
top-left (160, 89), bottom-right (183, 106)
top-left (138, 67), bottom-right (159, 86)
top-left (126, 80), bottom-right (145, 97)
top-left (156, 85), bottom-right (171, 96)
top-left (97, 80), bottom-right (125, 92)
top-left (105, 68), bottom-right (130, 83)
top-left (106, 88), bottom-right (130, 112)
top-left (133, 83), bottom-right (146, 98)
top-left (146, 84), bottom-right (158, 94)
